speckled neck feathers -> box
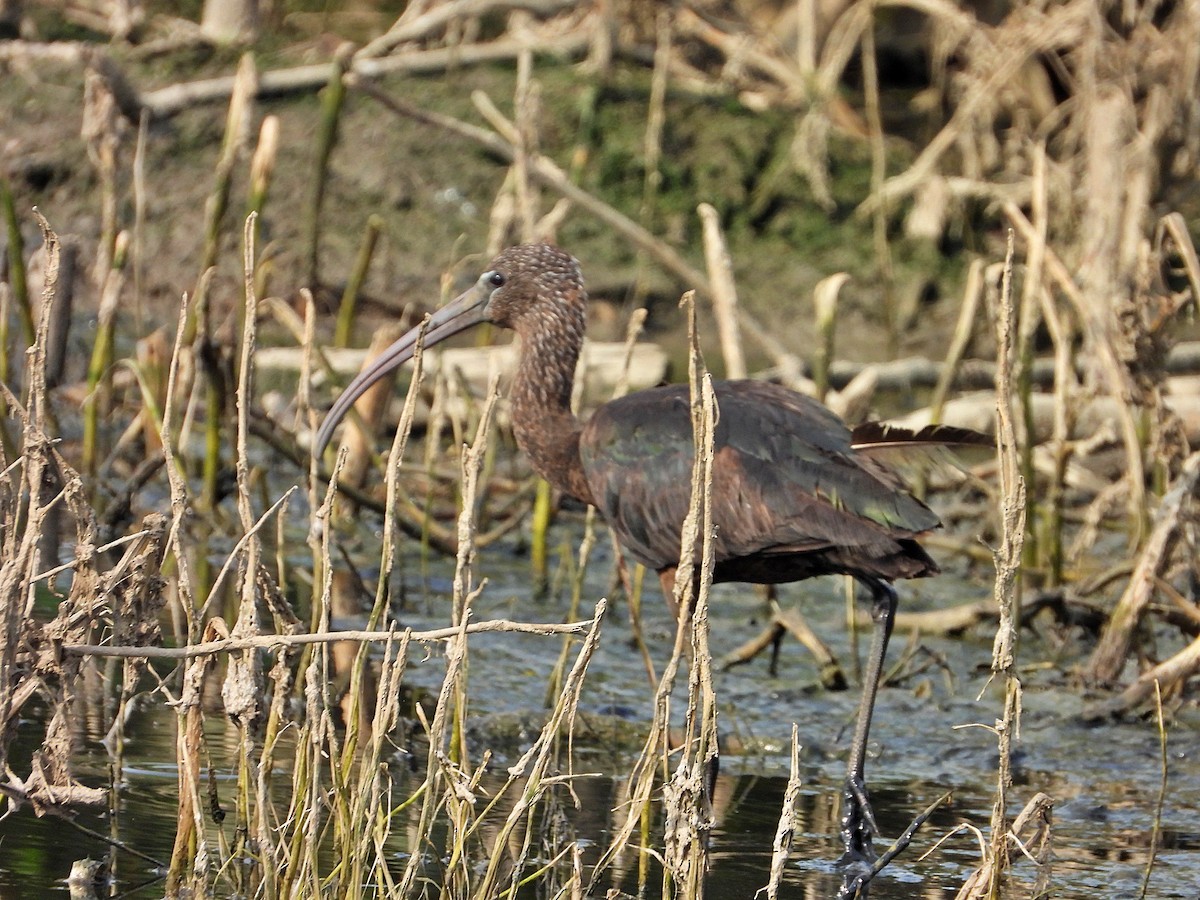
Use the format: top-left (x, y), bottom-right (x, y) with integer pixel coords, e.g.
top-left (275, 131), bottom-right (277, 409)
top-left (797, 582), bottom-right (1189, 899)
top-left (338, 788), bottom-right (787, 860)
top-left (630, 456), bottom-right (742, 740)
top-left (494, 245), bottom-right (594, 505)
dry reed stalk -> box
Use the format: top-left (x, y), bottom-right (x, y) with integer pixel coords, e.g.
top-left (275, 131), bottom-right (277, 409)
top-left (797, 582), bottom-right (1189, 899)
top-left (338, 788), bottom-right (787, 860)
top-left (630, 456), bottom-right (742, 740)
top-left (395, 379), bottom-right (501, 895)
top-left (0, 213), bottom-right (56, 779)
top-left (367, 319), bottom-right (428, 631)
top-left (859, 11), bottom-right (897, 351)
top-left (812, 273), bottom-right (849, 403)
top-left (477, 599), bottom-right (607, 898)
top-left (1029, 186), bottom-right (1080, 584)
top-left (587, 306), bottom-right (707, 895)
top-left (63, 617), bottom-right (591, 660)
top-left (928, 259), bottom-right (983, 424)
top-left (983, 232), bottom-right (1026, 894)
top-left (1013, 144), bottom-right (1047, 573)
top-left (587, 291), bottom-right (721, 898)
top-left (194, 56), bottom-right (257, 514)
top-left (159, 289), bottom-right (209, 894)
top-left (345, 631), bottom-right (411, 894)
top-left (513, 41), bottom-right (539, 241)
top-left (664, 376), bottom-right (719, 897)
top-left (640, 10), bottom-right (670, 230)
top-left (625, 8), bottom-right (671, 305)
top-left (1076, 83), bottom-right (1148, 542)
top-left (245, 114), bottom-right (278, 304)
top-left (131, 110), bottom-right (148, 332)
top-left (82, 68), bottom-right (122, 287)
top-left (222, 219), bottom-right (265, 873)
top-left (698, 203), bottom-right (746, 380)
top-left (197, 53), bottom-right (256, 299)
top-left (763, 724), bottom-right (802, 899)
top-left (330, 316), bottom-right (429, 870)
top-left (1138, 681), bottom-right (1168, 898)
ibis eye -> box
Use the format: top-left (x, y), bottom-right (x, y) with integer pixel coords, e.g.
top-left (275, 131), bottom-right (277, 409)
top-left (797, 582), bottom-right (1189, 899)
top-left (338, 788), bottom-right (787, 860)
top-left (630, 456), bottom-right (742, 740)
top-left (487, 271), bottom-right (506, 288)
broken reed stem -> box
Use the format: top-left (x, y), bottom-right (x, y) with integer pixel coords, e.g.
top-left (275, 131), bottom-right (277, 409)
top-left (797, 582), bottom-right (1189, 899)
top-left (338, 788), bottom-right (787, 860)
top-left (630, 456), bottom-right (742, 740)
top-left (764, 724), bottom-right (802, 899)
top-left (83, 69), bottom-right (120, 286)
top-left (698, 202), bottom-right (746, 379)
top-left (513, 43), bottom-right (538, 241)
top-left (82, 230), bottom-right (128, 477)
top-left (667, 366), bottom-right (719, 897)
top-left (639, 10), bottom-right (670, 234)
top-left (334, 213), bottom-right (384, 347)
top-left (451, 377), bottom-right (501, 763)
top-left (245, 114), bottom-right (279, 303)
top-left (0, 174), bottom-right (33, 348)
top-left (929, 259), bottom-right (983, 423)
top-left (812, 273), bottom-right (848, 403)
top-left (161, 290), bottom-right (199, 640)
top-left (221, 213), bottom-right (266, 878)
top-left (1014, 145), bottom-right (1048, 576)
top-left (860, 13), bottom-right (896, 353)
top-left (198, 53), bottom-right (256, 297)
top-left (132, 111), bottom-right (147, 333)
top-left (305, 45), bottom-right (352, 286)
top-left (986, 231), bottom-right (1025, 894)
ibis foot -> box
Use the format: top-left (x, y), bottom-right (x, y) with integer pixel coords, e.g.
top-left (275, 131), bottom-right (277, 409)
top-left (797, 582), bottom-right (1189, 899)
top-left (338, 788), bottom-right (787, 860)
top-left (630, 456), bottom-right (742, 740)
top-left (836, 775), bottom-right (878, 898)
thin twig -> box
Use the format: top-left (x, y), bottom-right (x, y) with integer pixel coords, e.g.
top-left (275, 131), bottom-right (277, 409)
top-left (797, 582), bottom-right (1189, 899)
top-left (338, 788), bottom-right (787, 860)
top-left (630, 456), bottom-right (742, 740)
top-left (61, 618), bottom-right (592, 659)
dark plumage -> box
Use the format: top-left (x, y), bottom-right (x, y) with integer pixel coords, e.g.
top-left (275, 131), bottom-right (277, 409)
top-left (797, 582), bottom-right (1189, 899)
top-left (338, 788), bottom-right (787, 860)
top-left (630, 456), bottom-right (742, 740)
top-left (581, 379), bottom-right (940, 586)
top-left (315, 243), bottom-right (959, 893)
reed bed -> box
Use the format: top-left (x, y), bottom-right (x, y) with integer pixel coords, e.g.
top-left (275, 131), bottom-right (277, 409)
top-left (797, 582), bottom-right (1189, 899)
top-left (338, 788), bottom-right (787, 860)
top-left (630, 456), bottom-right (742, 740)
top-left (1, 1), bottom-right (1199, 897)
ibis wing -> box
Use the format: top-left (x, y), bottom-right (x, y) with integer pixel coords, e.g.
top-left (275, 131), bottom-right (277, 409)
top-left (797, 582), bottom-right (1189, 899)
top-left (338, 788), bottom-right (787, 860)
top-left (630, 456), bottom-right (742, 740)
top-left (578, 381), bottom-right (940, 573)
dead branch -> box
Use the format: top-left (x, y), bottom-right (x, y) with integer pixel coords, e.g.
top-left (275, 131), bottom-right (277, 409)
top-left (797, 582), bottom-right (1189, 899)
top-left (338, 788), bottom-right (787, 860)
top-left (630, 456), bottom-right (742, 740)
top-left (138, 30), bottom-right (592, 120)
top-left (1084, 450), bottom-right (1200, 685)
top-left (1084, 633), bottom-right (1200, 720)
top-left (357, 0), bottom-right (579, 59)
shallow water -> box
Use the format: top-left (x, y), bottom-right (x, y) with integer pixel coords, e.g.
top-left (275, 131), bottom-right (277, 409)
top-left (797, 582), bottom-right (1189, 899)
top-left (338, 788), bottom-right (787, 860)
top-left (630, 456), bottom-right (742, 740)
top-left (2, 518), bottom-right (1197, 899)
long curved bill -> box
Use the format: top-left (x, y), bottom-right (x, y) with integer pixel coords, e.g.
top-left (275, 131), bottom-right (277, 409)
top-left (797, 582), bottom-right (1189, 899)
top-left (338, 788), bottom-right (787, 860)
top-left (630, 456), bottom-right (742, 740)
top-left (313, 280), bottom-right (490, 456)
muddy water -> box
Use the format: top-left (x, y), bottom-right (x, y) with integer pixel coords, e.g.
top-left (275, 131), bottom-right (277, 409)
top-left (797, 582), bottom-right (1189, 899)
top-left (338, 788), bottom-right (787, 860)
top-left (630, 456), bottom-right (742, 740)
top-left (1, 522), bottom-right (1197, 898)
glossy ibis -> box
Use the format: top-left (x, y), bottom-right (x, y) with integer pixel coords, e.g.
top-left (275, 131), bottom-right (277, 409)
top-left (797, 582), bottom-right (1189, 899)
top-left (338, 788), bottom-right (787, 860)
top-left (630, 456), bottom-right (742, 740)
top-left (315, 243), bottom-right (947, 890)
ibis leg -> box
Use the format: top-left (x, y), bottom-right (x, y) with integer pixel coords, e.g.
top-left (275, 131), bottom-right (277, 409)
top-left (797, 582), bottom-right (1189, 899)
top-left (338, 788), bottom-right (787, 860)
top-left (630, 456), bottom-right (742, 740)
top-left (838, 577), bottom-right (898, 897)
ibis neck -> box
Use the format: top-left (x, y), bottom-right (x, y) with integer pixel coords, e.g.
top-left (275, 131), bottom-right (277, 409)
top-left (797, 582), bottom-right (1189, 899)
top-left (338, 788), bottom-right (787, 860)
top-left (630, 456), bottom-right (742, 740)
top-left (509, 318), bottom-right (594, 506)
